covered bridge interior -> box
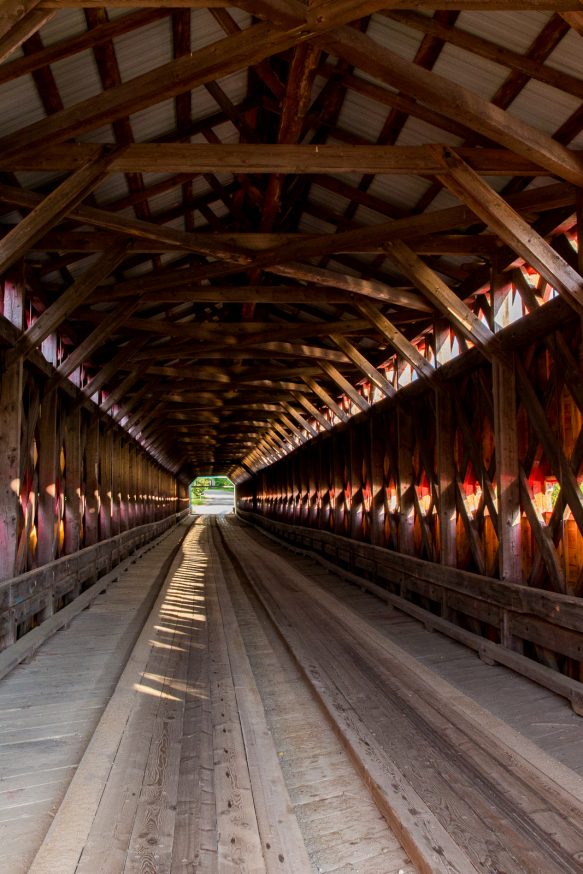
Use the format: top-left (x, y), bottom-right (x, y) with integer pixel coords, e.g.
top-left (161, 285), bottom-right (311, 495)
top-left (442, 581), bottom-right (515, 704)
top-left (2, 1), bottom-right (583, 872)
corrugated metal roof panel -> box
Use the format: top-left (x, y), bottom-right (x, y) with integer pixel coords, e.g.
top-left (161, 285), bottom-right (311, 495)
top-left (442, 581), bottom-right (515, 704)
top-left (336, 89), bottom-right (391, 144)
top-left (432, 43), bottom-right (509, 101)
top-left (366, 14), bottom-right (425, 63)
top-left (309, 184), bottom-right (351, 215)
top-left (396, 117), bottom-right (463, 148)
top-left (145, 189), bottom-right (183, 214)
top-left (66, 253), bottom-right (101, 281)
top-left (352, 205), bottom-right (389, 226)
top-left (454, 10), bottom-right (553, 54)
top-left (78, 123), bottom-right (116, 144)
top-left (114, 18), bottom-right (173, 82)
top-left (93, 175), bottom-right (130, 205)
top-left (190, 8), bottom-right (231, 52)
top-left (0, 211), bottom-right (21, 225)
top-left (0, 74), bottom-right (45, 137)
top-left (163, 216), bottom-right (186, 232)
top-left (547, 28), bottom-right (583, 78)
top-left (424, 188), bottom-right (463, 213)
top-left (130, 97), bottom-right (176, 143)
top-left (298, 214), bottom-right (336, 235)
top-left (191, 83), bottom-right (225, 122)
top-left (38, 8), bottom-right (89, 46)
top-left (50, 49), bottom-right (102, 107)
top-left (15, 170), bottom-right (65, 190)
top-left (367, 174), bottom-right (432, 210)
top-left (211, 120), bottom-right (241, 144)
top-left (507, 78), bottom-right (581, 136)
top-left (214, 71), bottom-right (248, 110)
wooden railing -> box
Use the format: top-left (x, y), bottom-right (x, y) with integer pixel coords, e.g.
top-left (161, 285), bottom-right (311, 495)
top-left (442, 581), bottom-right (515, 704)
top-left (0, 509), bottom-right (189, 651)
top-left (238, 509), bottom-right (583, 716)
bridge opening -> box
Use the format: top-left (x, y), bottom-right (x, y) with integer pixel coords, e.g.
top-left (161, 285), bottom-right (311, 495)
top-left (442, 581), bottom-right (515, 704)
top-left (189, 475), bottom-right (235, 515)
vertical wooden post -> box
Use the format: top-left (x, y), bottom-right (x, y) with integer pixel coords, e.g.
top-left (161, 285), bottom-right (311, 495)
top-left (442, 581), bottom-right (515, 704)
top-left (370, 415), bottom-right (385, 547)
top-left (100, 425), bottom-right (112, 541)
top-left (84, 418), bottom-right (100, 546)
top-left (350, 426), bottom-right (363, 541)
top-left (397, 406), bottom-right (415, 555)
top-left (110, 431), bottom-right (121, 535)
top-left (0, 267), bottom-right (25, 587)
top-left (128, 444), bottom-right (136, 528)
top-left (333, 433), bottom-right (345, 535)
top-left (64, 405), bottom-right (81, 555)
top-left (120, 439), bottom-right (129, 531)
top-left (37, 388), bottom-right (59, 573)
top-left (492, 264), bottom-right (522, 585)
top-left (0, 358), bottom-right (23, 581)
top-left (493, 359), bottom-right (521, 583)
top-left (436, 389), bottom-right (457, 567)
top-left (3, 264), bottom-right (25, 329)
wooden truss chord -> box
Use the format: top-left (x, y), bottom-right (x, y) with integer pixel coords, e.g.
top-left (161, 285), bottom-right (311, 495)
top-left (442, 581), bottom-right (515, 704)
top-left (0, 149), bottom-right (119, 275)
top-left (435, 147), bottom-right (583, 317)
top-left (6, 243), bottom-right (130, 367)
top-left (0, 144), bottom-right (564, 175)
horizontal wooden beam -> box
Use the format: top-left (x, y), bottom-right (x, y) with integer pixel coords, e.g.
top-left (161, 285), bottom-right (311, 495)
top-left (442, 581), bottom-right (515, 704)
top-left (10, 228), bottom-right (500, 257)
top-left (35, 1), bottom-right (583, 7)
top-left (0, 145), bottom-right (558, 175)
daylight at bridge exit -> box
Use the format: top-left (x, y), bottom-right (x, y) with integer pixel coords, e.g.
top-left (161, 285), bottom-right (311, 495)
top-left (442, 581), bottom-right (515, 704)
top-left (2, 1), bottom-right (583, 872)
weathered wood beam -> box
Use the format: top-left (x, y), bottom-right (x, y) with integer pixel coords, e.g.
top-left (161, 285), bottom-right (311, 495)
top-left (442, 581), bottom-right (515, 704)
top-left (436, 148), bottom-right (583, 317)
top-left (0, 7), bottom-right (53, 63)
top-left (35, 1), bottom-right (583, 8)
top-left (46, 300), bottom-right (143, 395)
top-left (318, 361), bottom-right (369, 413)
top-left (293, 392), bottom-right (333, 431)
top-left (100, 370), bottom-right (141, 414)
top-left (269, 261), bottom-right (432, 311)
top-left (0, 19), bottom-right (317, 160)
top-left (493, 359), bottom-right (522, 584)
top-left (0, 0), bottom-right (43, 41)
top-left (6, 243), bottom-right (129, 367)
top-left (282, 402), bottom-right (319, 438)
top-left (0, 9), bottom-right (168, 84)
top-left (318, 25), bottom-right (583, 186)
top-left (302, 375), bottom-right (349, 422)
top-left (261, 43), bottom-right (321, 232)
top-left (252, 341), bottom-right (349, 363)
top-left (357, 300), bottom-right (435, 381)
top-left (516, 358), bottom-right (583, 536)
top-left (0, 183), bottom-right (253, 264)
top-left (0, 144), bottom-right (566, 175)
top-left (81, 338), bottom-right (149, 401)
top-left (0, 268), bottom-right (24, 583)
top-left (384, 10), bottom-right (583, 102)
top-left (384, 241), bottom-right (502, 357)
top-left (0, 151), bottom-right (117, 275)
top-left (559, 10), bottom-right (583, 35)
top-left (15, 228), bottom-right (500, 257)
top-left (518, 466), bottom-right (565, 592)
top-left (329, 334), bottom-right (395, 398)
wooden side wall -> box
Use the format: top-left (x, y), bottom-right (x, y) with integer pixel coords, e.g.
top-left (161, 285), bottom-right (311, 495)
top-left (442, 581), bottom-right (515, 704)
top-left (0, 301), bottom-right (188, 586)
top-left (237, 312), bottom-right (583, 693)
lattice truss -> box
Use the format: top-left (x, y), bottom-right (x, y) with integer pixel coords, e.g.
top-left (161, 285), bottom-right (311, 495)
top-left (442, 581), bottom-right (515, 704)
top-left (1, 1), bottom-right (583, 588)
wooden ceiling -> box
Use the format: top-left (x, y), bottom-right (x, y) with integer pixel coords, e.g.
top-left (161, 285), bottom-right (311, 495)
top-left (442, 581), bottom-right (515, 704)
top-left (1, 0), bottom-right (583, 481)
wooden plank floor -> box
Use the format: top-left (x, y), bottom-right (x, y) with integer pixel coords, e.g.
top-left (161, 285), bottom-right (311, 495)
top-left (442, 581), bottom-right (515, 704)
top-left (245, 527), bottom-right (583, 778)
top-left (206, 521), bottom-right (414, 874)
top-left (27, 517), bottom-right (414, 874)
top-left (222, 517), bottom-right (583, 874)
top-left (0, 522), bottom-right (189, 874)
top-left (6, 511), bottom-right (583, 873)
